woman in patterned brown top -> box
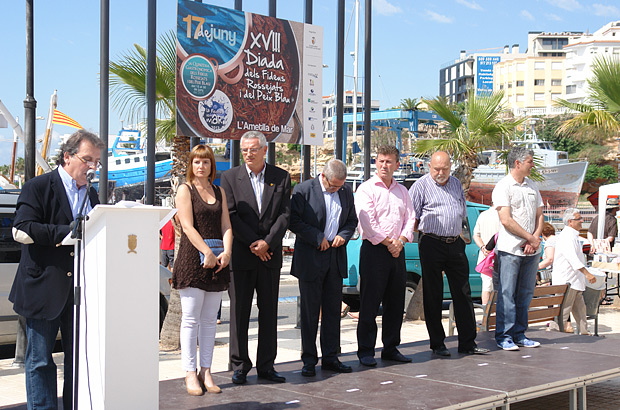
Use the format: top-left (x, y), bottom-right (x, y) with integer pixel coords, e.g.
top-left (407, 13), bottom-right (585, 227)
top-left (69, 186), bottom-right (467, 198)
top-left (173, 144), bottom-right (232, 396)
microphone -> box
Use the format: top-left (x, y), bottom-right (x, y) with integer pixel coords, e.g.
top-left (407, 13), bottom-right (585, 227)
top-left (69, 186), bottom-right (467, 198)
top-left (86, 169), bottom-right (96, 183)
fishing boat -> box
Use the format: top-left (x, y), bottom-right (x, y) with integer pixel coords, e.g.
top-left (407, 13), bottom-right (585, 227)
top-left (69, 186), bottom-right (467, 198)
top-left (468, 124), bottom-right (588, 207)
top-left (98, 128), bottom-right (173, 188)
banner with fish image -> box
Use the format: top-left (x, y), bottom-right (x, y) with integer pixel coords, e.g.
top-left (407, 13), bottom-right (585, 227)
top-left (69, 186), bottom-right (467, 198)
top-left (176, 0), bottom-right (323, 145)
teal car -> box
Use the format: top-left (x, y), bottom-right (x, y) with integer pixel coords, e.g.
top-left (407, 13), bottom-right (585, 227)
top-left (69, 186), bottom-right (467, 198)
top-left (342, 201), bottom-right (490, 308)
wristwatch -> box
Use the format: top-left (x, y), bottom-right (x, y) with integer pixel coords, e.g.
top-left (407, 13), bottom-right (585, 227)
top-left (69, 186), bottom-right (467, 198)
top-left (399, 238), bottom-right (406, 247)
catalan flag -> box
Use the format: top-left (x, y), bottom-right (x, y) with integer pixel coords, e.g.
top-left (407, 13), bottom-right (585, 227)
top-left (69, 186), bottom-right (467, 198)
top-left (52, 109), bottom-right (83, 129)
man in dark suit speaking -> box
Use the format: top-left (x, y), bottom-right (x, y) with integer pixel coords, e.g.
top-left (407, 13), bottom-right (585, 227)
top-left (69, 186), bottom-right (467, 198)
top-left (10, 129), bottom-right (104, 410)
top-left (221, 131), bottom-right (291, 384)
top-left (289, 159), bottom-right (357, 376)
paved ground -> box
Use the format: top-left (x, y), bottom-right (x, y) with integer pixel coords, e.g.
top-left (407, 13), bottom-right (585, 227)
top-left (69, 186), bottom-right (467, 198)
top-left (1, 268), bottom-right (620, 408)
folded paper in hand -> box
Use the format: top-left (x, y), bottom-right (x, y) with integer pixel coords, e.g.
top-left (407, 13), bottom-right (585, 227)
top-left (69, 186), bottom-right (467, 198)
top-left (200, 239), bottom-right (224, 265)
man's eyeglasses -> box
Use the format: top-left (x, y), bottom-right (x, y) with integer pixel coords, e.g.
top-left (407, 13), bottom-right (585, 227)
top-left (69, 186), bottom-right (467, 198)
top-left (74, 153), bottom-right (101, 169)
top-left (324, 178), bottom-right (344, 190)
top-left (571, 217), bottom-right (583, 221)
top-left (241, 148), bottom-right (261, 154)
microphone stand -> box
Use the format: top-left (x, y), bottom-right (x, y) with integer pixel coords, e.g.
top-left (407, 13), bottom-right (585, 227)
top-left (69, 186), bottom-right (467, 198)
top-left (72, 174), bottom-right (93, 410)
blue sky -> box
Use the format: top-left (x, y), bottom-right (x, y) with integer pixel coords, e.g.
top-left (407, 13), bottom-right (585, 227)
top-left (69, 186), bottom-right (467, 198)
top-left (1, 0), bottom-right (618, 167)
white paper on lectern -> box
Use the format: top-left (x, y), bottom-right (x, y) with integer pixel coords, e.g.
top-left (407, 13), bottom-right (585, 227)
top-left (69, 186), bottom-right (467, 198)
top-left (112, 201), bottom-right (176, 229)
top-left (60, 205), bottom-right (100, 246)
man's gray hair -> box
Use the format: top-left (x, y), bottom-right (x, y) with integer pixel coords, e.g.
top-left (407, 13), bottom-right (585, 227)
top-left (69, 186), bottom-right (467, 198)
top-left (562, 208), bottom-right (580, 225)
top-left (507, 146), bottom-right (534, 170)
top-left (323, 159), bottom-right (347, 181)
top-left (240, 131), bottom-right (267, 148)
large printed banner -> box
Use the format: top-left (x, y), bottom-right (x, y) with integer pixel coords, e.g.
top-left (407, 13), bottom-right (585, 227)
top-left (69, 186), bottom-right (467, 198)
top-left (176, 0), bottom-right (323, 145)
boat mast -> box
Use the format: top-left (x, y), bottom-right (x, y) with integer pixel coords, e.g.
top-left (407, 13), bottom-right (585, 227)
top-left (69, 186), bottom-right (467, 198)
top-left (352, 0), bottom-right (360, 165)
top-left (37, 90), bottom-right (57, 175)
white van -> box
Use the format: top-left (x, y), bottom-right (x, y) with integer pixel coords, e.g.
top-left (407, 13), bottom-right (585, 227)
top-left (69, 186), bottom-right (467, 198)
top-left (0, 190), bottom-right (20, 345)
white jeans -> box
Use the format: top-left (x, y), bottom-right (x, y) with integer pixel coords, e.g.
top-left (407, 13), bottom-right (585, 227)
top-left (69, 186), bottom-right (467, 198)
top-left (179, 287), bottom-right (223, 371)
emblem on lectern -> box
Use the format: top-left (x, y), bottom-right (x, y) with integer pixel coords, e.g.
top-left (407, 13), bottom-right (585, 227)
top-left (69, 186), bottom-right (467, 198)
top-left (128, 234), bottom-right (137, 254)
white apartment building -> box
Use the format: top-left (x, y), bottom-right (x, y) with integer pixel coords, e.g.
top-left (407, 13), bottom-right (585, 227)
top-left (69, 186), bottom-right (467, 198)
top-left (440, 31), bottom-right (582, 108)
top-left (564, 21), bottom-right (620, 104)
top-left (322, 91), bottom-right (380, 139)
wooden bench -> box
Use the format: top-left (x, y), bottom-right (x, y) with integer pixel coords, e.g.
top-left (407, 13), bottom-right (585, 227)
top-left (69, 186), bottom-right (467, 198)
top-left (448, 284), bottom-right (570, 335)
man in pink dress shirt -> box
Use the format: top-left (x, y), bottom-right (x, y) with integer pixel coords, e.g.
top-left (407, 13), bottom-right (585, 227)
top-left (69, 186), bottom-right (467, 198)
top-left (354, 145), bottom-right (415, 366)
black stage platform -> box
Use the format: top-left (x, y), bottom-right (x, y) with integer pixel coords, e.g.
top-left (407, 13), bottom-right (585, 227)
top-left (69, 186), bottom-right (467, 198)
top-left (2, 330), bottom-right (619, 409)
top-left (159, 330), bottom-right (620, 410)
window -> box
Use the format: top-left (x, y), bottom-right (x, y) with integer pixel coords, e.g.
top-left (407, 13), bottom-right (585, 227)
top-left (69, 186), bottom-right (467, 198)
top-left (551, 61), bottom-right (562, 70)
top-left (591, 47), bottom-right (598, 54)
top-left (551, 79), bottom-right (562, 86)
top-left (125, 158), bottom-right (131, 164)
top-left (534, 93), bottom-right (545, 101)
top-left (517, 94), bottom-right (525, 102)
top-left (551, 93), bottom-right (561, 100)
top-left (534, 79), bottom-right (545, 86)
top-left (346, 96), bottom-right (352, 104)
top-left (534, 62), bottom-right (545, 70)
top-left (566, 84), bottom-right (576, 94)
top-left (542, 38), bottom-right (568, 49)
top-left (0, 210), bottom-right (21, 263)
top-left (508, 83), bottom-right (513, 88)
top-left (499, 84), bottom-right (504, 90)
top-left (116, 160), bottom-right (121, 165)
top-left (516, 80), bottom-right (524, 87)
top-left (134, 157), bottom-right (140, 163)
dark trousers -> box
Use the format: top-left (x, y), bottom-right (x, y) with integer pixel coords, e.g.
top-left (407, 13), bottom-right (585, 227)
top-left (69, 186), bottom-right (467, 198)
top-left (229, 266), bottom-right (280, 373)
top-left (419, 235), bottom-right (477, 351)
top-left (25, 296), bottom-right (73, 410)
top-left (357, 240), bottom-right (406, 359)
top-left (298, 248), bottom-right (343, 366)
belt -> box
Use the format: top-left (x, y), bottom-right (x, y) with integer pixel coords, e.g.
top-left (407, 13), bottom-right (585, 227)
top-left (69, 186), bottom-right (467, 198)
top-left (422, 232), bottom-right (460, 244)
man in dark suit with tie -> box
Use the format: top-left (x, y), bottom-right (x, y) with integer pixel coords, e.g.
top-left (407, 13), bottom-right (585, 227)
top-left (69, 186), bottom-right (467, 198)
top-left (289, 159), bottom-right (357, 377)
top-left (10, 129), bottom-right (104, 410)
top-left (220, 131), bottom-right (291, 384)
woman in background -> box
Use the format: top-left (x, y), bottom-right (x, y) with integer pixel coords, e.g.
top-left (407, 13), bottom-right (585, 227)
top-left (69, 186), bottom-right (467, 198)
top-left (538, 222), bottom-right (556, 285)
top-left (172, 145), bottom-right (232, 396)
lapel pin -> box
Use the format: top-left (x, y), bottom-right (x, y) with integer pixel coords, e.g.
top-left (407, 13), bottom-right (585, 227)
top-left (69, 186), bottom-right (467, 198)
top-left (270, 183), bottom-right (274, 186)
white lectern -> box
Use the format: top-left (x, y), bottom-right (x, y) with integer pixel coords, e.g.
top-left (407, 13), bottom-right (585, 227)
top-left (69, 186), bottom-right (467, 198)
top-left (66, 204), bottom-right (173, 409)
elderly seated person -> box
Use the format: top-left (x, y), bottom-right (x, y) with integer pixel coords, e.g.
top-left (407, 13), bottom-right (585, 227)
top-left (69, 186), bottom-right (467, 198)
top-left (552, 208), bottom-right (597, 334)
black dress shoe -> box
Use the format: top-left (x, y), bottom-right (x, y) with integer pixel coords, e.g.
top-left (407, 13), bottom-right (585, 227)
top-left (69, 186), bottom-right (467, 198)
top-left (458, 346), bottom-right (490, 355)
top-left (232, 370), bottom-right (247, 385)
top-left (432, 346), bottom-right (451, 357)
top-left (322, 360), bottom-right (353, 373)
top-left (301, 364), bottom-right (316, 377)
top-left (381, 350), bottom-right (412, 363)
top-left (257, 369), bottom-right (286, 383)
top-left (359, 356), bottom-right (377, 367)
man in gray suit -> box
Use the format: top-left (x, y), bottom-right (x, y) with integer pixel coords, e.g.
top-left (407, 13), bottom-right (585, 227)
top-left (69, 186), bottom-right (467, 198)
top-left (289, 159), bottom-right (357, 377)
top-left (221, 131), bottom-right (291, 384)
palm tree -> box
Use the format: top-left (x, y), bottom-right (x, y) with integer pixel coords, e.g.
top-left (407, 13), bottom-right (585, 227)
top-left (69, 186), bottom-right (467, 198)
top-left (110, 30), bottom-right (176, 143)
top-left (555, 55), bottom-right (620, 142)
top-left (415, 91), bottom-right (523, 194)
top-left (400, 98), bottom-right (420, 111)
top-left (110, 30), bottom-right (184, 350)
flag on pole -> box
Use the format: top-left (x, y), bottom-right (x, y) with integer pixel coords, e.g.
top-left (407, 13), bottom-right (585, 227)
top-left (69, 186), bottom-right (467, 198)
top-left (52, 109), bottom-right (83, 129)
